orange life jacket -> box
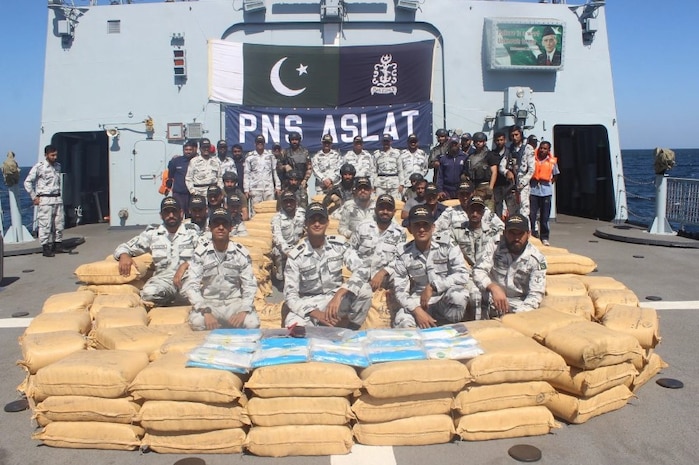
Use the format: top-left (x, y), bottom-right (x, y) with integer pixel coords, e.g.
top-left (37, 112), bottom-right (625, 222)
top-left (158, 169), bottom-right (170, 195)
top-left (532, 152), bottom-right (557, 182)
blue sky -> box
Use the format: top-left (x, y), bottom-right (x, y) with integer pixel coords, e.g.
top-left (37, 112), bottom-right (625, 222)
top-left (1, 1), bottom-right (696, 166)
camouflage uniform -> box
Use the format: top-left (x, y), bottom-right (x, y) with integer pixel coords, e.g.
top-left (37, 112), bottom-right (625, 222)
top-left (337, 199), bottom-right (376, 239)
top-left (349, 218), bottom-right (406, 278)
top-left (283, 236), bottom-right (372, 328)
top-left (24, 160), bottom-right (63, 246)
top-left (472, 239), bottom-right (547, 315)
top-left (311, 149), bottom-right (342, 194)
top-left (434, 205), bottom-right (504, 266)
top-left (500, 143), bottom-right (535, 217)
top-left (373, 148), bottom-right (404, 201)
top-left (113, 223), bottom-right (199, 306)
top-left (218, 156), bottom-right (237, 178)
top-left (271, 207), bottom-right (306, 280)
top-left (183, 241), bottom-right (259, 330)
top-left (244, 150), bottom-right (280, 204)
top-left (399, 148), bottom-right (429, 187)
top-left (391, 233), bottom-right (472, 327)
top-left (185, 155), bottom-right (223, 197)
top-left (343, 150), bottom-right (376, 184)
top-left (229, 218), bottom-right (248, 237)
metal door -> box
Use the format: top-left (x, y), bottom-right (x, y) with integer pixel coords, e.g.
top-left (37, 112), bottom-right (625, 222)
top-left (132, 140), bottom-right (167, 211)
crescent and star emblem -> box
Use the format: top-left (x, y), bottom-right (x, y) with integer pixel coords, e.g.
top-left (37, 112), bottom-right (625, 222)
top-left (270, 57), bottom-right (308, 97)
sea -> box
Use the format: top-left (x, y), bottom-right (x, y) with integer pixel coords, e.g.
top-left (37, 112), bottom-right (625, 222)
top-left (2, 149), bottom-right (699, 235)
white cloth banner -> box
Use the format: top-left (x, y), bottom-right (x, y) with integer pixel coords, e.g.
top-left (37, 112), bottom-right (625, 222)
top-left (209, 40), bottom-right (244, 104)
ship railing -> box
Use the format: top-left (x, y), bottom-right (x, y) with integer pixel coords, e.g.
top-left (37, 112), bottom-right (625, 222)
top-left (666, 177), bottom-right (699, 229)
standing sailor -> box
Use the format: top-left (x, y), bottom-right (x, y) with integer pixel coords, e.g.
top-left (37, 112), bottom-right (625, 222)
top-left (373, 134), bottom-right (404, 201)
top-left (312, 134), bottom-right (342, 195)
top-left (244, 134), bottom-right (281, 205)
top-left (185, 138), bottom-right (223, 197)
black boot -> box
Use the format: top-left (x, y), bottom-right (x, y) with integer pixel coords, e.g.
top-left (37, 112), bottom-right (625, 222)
top-left (54, 242), bottom-right (67, 254)
top-left (42, 244), bottom-right (55, 257)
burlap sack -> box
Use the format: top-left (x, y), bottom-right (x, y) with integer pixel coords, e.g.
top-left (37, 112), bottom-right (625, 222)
top-left (76, 283), bottom-right (141, 295)
top-left (452, 381), bottom-right (557, 415)
top-left (75, 253), bottom-right (152, 285)
top-left (573, 275), bottom-right (628, 292)
top-left (360, 289), bottom-right (392, 330)
top-left (353, 414), bottom-right (454, 446)
top-left (466, 337), bottom-right (567, 384)
top-left (544, 321), bottom-right (644, 370)
top-left (33, 422), bottom-right (144, 450)
top-left (90, 326), bottom-right (170, 355)
top-left (232, 236), bottom-right (273, 254)
top-left (545, 384), bottom-right (634, 424)
top-left (545, 276), bottom-right (588, 297)
top-left (246, 397), bottom-right (354, 426)
top-left (252, 200), bottom-right (278, 213)
top-left (245, 425), bottom-right (353, 457)
top-left (245, 362), bottom-right (362, 398)
top-left (601, 304), bottom-right (660, 349)
top-left (360, 360), bottom-right (471, 398)
top-left (501, 307), bottom-right (586, 343)
top-left (147, 305), bottom-right (191, 326)
top-left (92, 306), bottom-right (148, 330)
top-left (138, 400), bottom-right (248, 432)
top-left (33, 350), bottom-right (149, 399)
top-left (90, 293), bottom-right (144, 319)
top-left (41, 291), bottom-right (95, 313)
top-left (151, 331), bottom-right (209, 360)
top-left (24, 312), bottom-right (91, 336)
top-left (631, 352), bottom-right (669, 392)
top-left (129, 352), bottom-right (244, 403)
top-left (454, 406), bottom-right (558, 441)
top-left (464, 320), bottom-right (528, 342)
top-left (142, 428), bottom-right (246, 454)
top-left (18, 331), bottom-right (87, 374)
top-left (34, 396), bottom-right (140, 426)
top-left (149, 323), bottom-right (193, 338)
top-left (351, 392), bottom-right (453, 423)
top-left (543, 252), bottom-right (597, 275)
top-left (549, 362), bottom-right (637, 397)
top-left (539, 294), bottom-right (594, 320)
top-left (256, 302), bottom-right (283, 329)
top-left (588, 288), bottom-right (639, 320)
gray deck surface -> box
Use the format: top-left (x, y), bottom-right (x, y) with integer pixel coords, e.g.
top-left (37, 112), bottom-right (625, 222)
top-left (1, 215), bottom-right (697, 465)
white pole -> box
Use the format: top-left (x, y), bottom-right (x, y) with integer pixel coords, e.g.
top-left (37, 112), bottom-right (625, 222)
top-left (647, 173), bottom-right (675, 235)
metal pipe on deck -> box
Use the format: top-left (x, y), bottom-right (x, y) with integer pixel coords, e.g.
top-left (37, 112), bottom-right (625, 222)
top-left (647, 174), bottom-right (674, 235)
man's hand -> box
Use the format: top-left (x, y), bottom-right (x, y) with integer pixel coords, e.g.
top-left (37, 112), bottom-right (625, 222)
top-left (228, 312), bottom-right (247, 328)
top-left (309, 309), bottom-right (338, 327)
top-left (398, 186), bottom-right (404, 194)
top-left (488, 283), bottom-right (510, 316)
top-left (412, 306), bottom-right (437, 329)
top-left (204, 313), bottom-right (220, 330)
top-left (420, 284), bottom-right (434, 311)
top-left (118, 254), bottom-right (134, 277)
top-left (322, 178), bottom-right (333, 190)
top-left (173, 263), bottom-right (188, 289)
top-left (370, 269), bottom-right (388, 291)
top-left (325, 289), bottom-right (348, 324)
top-left (33, 197), bottom-right (40, 206)
top-left (505, 171), bottom-right (515, 182)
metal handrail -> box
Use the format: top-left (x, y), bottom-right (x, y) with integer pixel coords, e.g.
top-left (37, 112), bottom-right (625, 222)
top-left (666, 177), bottom-right (699, 229)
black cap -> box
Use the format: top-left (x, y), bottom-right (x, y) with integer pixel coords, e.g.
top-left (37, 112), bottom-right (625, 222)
top-left (542, 26), bottom-right (556, 37)
top-left (340, 163), bottom-right (356, 175)
top-left (449, 136), bottom-right (460, 145)
top-left (408, 205), bottom-right (434, 224)
top-left (408, 133), bottom-right (418, 142)
top-left (409, 172), bottom-right (424, 183)
top-left (505, 213), bottom-right (530, 232)
top-left (199, 138), bottom-right (211, 147)
top-left (321, 134), bottom-right (333, 143)
top-left (222, 171), bottom-right (238, 182)
top-left (207, 185), bottom-right (222, 197)
top-left (354, 176), bottom-right (372, 189)
top-left (189, 195), bottom-right (206, 209)
top-left (227, 193), bottom-right (243, 206)
top-left (209, 207), bottom-right (232, 226)
top-left (468, 195), bottom-right (486, 208)
top-left (217, 140), bottom-right (227, 147)
top-left (435, 129), bottom-right (448, 137)
top-left (306, 202), bottom-right (328, 221)
top-left (184, 139), bottom-right (198, 148)
top-left (458, 180), bottom-right (474, 193)
top-left (461, 132), bottom-right (472, 140)
top-left (288, 131), bottom-right (301, 141)
top-left (160, 196), bottom-right (181, 212)
top-left (281, 190), bottom-right (297, 202)
top-left (376, 194), bottom-right (395, 208)
top-left (425, 182), bottom-right (438, 196)
top-left (255, 134), bottom-right (265, 143)
top-left (382, 134), bottom-right (393, 141)
top-left (353, 135), bottom-right (363, 143)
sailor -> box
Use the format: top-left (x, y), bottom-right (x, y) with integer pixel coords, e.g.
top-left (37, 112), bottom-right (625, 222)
top-left (399, 133), bottom-right (429, 191)
top-left (349, 194), bottom-right (407, 291)
top-left (435, 189), bottom-right (504, 266)
top-left (391, 205), bottom-right (471, 328)
top-left (400, 174), bottom-right (427, 220)
top-left (206, 185), bottom-right (224, 209)
top-left (311, 133), bottom-right (342, 195)
top-left (115, 196), bottom-right (199, 307)
top-left (221, 170), bottom-right (249, 220)
top-left (323, 162), bottom-right (356, 216)
top-left (437, 135), bottom-right (468, 200)
top-left (373, 134), bottom-right (404, 201)
top-left (225, 193), bottom-right (249, 237)
top-left (282, 202), bottom-right (372, 329)
top-left (428, 128), bottom-right (449, 182)
top-left (338, 176), bottom-right (376, 239)
top-left (271, 190), bottom-right (306, 281)
top-left (463, 132), bottom-right (498, 212)
top-left (244, 134), bottom-right (281, 205)
top-left (185, 138), bottom-right (223, 197)
top-left (167, 140), bottom-right (198, 216)
top-left (216, 140), bottom-right (237, 177)
top-left (278, 131), bottom-right (311, 188)
top-left (500, 125), bottom-right (535, 217)
top-left (460, 132), bottom-right (475, 156)
top-left (472, 213), bottom-right (547, 316)
top-left (342, 135), bottom-right (376, 184)
top-left (24, 145), bottom-right (65, 257)
top-left (403, 182), bottom-right (447, 228)
top-left (231, 144), bottom-right (246, 191)
top-left (2, 150), bottom-right (20, 187)
top-left (183, 207), bottom-right (259, 330)
top-left (187, 194), bottom-right (209, 235)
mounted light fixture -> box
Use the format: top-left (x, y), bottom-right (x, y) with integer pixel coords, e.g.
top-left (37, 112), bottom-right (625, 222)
top-left (243, 0), bottom-right (265, 12)
top-left (396, 0), bottom-right (420, 11)
top-left (106, 128), bottom-right (119, 138)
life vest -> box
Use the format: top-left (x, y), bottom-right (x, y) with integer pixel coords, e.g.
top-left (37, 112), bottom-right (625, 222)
top-left (158, 169), bottom-right (170, 195)
top-left (532, 152), bottom-right (557, 182)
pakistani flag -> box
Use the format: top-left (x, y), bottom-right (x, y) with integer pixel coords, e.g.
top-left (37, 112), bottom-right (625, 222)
top-left (209, 40), bottom-right (434, 107)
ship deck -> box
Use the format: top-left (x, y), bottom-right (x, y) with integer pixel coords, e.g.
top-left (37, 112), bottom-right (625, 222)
top-left (1, 215), bottom-right (697, 465)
